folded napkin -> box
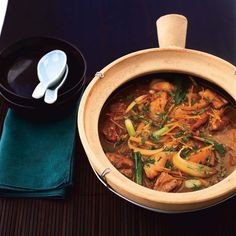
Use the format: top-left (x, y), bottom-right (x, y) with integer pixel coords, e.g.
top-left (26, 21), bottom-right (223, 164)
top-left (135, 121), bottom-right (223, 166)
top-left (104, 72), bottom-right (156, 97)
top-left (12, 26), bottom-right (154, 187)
top-left (0, 108), bottom-right (77, 198)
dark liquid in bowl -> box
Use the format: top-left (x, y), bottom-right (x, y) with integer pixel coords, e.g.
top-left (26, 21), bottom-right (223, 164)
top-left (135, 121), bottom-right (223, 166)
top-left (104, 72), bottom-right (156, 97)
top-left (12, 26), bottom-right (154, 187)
top-left (99, 73), bottom-right (236, 193)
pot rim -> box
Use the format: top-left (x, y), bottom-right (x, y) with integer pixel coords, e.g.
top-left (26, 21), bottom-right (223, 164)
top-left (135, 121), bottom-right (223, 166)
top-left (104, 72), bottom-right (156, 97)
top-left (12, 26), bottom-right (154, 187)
top-left (78, 46), bottom-right (236, 211)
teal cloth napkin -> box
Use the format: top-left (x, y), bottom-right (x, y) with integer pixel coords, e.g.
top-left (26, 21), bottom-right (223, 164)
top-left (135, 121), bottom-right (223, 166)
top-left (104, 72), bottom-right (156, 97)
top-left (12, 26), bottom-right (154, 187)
top-left (0, 108), bottom-right (77, 198)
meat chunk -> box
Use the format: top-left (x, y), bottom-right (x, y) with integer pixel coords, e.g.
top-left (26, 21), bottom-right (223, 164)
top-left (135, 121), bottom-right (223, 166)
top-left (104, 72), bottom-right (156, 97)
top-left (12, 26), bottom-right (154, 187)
top-left (149, 91), bottom-right (168, 119)
top-left (106, 153), bottom-right (133, 178)
top-left (154, 172), bottom-right (182, 192)
top-left (208, 108), bottom-right (229, 131)
top-left (150, 80), bottom-right (175, 92)
top-left (209, 117), bottom-right (229, 131)
top-left (144, 152), bottom-right (169, 179)
top-left (199, 89), bottom-right (228, 109)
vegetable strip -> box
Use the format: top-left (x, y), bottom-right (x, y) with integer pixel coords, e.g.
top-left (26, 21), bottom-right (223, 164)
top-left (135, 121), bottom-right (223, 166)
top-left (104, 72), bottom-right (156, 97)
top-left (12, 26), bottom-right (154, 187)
top-left (125, 95), bottom-right (148, 113)
top-left (125, 119), bottom-right (136, 136)
top-left (172, 148), bottom-right (217, 177)
top-left (128, 138), bottom-right (163, 156)
top-left (132, 152), bottom-right (143, 185)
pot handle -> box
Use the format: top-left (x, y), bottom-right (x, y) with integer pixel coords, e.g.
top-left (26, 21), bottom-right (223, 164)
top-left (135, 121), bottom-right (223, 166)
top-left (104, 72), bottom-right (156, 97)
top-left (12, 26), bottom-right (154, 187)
top-left (156, 14), bottom-right (188, 48)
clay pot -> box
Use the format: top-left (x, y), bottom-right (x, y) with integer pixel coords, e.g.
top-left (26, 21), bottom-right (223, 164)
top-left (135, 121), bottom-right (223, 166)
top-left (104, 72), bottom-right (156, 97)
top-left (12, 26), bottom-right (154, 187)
top-left (78, 14), bottom-right (236, 213)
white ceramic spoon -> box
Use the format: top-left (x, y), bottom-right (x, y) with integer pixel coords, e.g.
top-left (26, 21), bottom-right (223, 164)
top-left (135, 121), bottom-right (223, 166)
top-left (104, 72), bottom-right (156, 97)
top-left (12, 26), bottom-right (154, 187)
top-left (44, 64), bottom-right (69, 104)
top-left (32, 50), bottom-right (67, 99)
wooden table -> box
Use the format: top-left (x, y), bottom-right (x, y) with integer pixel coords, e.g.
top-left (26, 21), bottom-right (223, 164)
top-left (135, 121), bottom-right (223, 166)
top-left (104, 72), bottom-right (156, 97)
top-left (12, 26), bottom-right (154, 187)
top-left (0, 0), bottom-right (236, 235)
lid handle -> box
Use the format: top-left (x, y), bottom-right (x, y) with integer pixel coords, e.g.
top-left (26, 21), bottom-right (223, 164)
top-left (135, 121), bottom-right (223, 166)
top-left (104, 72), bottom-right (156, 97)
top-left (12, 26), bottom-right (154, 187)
top-left (156, 14), bottom-right (188, 48)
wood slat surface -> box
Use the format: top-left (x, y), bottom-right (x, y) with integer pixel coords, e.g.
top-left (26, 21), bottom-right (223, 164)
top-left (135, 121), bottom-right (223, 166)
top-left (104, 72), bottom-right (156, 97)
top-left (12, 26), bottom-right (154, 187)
top-left (0, 99), bottom-right (236, 236)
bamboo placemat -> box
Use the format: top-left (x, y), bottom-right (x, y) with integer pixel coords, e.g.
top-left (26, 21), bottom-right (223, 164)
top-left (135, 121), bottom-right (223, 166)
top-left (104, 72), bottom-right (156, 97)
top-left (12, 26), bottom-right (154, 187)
top-left (0, 100), bottom-right (236, 236)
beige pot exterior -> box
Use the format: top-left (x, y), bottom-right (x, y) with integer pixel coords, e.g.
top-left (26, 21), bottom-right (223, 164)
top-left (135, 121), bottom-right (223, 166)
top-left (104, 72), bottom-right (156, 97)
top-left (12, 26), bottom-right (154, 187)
top-left (78, 14), bottom-right (236, 212)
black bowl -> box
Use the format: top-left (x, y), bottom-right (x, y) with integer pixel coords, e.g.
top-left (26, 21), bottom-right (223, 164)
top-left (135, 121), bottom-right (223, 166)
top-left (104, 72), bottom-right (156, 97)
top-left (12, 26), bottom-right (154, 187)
top-left (0, 36), bottom-right (86, 116)
top-left (1, 80), bottom-right (86, 120)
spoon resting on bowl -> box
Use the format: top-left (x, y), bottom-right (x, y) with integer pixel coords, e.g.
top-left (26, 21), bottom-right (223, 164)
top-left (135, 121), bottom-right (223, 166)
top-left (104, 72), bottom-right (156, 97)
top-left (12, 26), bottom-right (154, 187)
top-left (32, 50), bottom-right (67, 99)
top-left (44, 64), bottom-right (69, 104)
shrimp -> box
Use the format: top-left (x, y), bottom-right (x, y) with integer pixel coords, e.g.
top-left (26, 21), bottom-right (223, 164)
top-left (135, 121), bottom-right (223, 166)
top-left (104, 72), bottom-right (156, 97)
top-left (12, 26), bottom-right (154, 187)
top-left (144, 152), bottom-right (170, 179)
top-left (150, 80), bottom-right (175, 92)
top-left (153, 172), bottom-right (182, 192)
top-left (149, 91), bottom-right (168, 119)
top-left (106, 153), bottom-right (133, 178)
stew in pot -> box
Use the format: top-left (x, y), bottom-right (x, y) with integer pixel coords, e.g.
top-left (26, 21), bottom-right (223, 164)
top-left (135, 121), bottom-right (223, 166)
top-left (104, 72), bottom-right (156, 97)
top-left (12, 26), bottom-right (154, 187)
top-left (99, 75), bottom-right (236, 192)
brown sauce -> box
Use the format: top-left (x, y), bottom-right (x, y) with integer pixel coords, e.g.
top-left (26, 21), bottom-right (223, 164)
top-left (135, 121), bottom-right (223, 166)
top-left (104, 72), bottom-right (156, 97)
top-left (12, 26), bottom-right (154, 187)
top-left (99, 75), bottom-right (236, 192)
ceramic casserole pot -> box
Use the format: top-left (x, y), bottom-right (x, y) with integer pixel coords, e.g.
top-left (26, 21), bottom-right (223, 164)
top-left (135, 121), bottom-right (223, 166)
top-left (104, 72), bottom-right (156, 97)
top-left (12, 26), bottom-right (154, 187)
top-left (78, 14), bottom-right (236, 213)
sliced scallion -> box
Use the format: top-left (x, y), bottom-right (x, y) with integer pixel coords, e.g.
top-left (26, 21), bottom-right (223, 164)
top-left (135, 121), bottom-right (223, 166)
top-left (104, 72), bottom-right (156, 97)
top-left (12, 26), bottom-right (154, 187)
top-left (132, 152), bottom-right (143, 185)
top-left (185, 179), bottom-right (201, 189)
top-left (152, 126), bottom-right (169, 139)
top-left (125, 119), bottom-right (136, 136)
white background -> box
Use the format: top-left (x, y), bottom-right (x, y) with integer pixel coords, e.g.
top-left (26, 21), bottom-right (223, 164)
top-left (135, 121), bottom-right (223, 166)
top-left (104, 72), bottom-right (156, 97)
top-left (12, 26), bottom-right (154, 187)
top-left (0, 0), bottom-right (8, 35)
